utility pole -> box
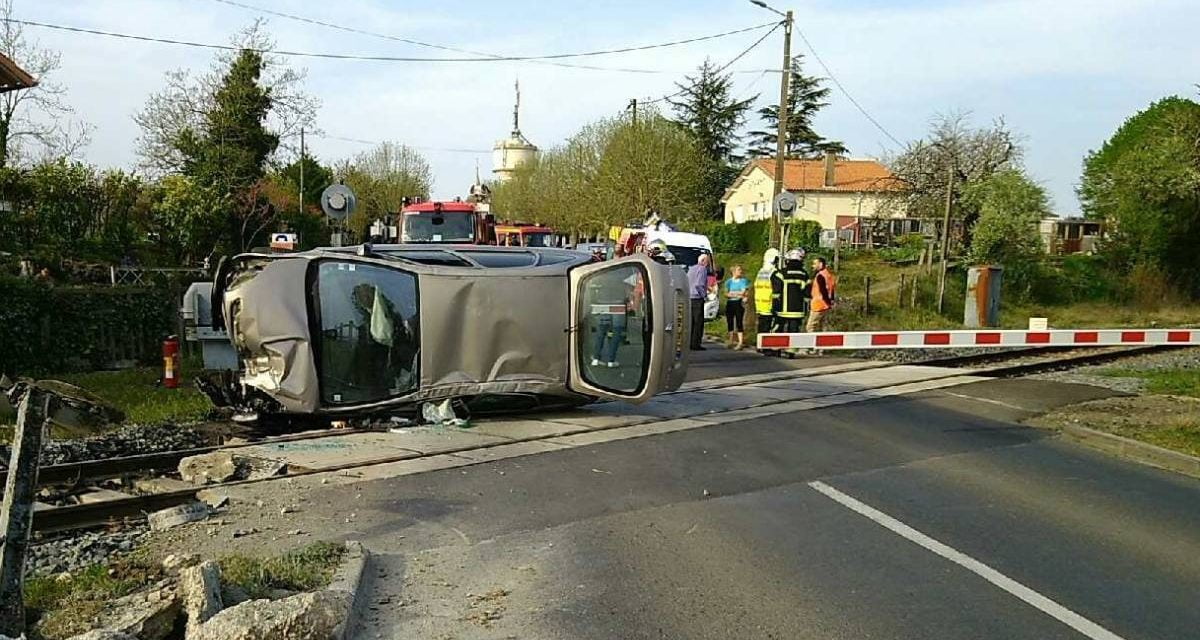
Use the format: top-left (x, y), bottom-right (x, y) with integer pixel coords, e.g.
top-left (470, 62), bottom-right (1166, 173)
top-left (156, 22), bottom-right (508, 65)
top-left (770, 10), bottom-right (793, 251)
top-left (628, 98), bottom-right (638, 126)
top-left (298, 127), bottom-right (306, 215)
top-left (936, 158), bottom-right (955, 314)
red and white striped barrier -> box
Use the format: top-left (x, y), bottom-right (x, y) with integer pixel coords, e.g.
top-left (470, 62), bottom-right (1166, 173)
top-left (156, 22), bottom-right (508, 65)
top-left (757, 329), bottom-right (1200, 350)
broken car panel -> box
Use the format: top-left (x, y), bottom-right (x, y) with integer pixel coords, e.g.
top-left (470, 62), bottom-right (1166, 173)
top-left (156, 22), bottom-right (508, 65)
top-left (206, 245), bottom-right (690, 418)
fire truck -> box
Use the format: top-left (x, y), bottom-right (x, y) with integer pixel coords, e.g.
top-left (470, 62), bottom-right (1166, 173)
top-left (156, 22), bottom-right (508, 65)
top-left (399, 199), bottom-right (497, 245)
top-left (494, 222), bottom-right (556, 247)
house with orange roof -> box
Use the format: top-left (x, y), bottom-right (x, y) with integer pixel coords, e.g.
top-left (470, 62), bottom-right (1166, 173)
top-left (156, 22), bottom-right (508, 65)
top-left (721, 152), bottom-right (909, 244)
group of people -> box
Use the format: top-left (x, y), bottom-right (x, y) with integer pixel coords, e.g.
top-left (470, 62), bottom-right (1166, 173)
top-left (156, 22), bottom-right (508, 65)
top-left (677, 243), bottom-right (838, 353)
top-left (721, 247), bottom-right (837, 350)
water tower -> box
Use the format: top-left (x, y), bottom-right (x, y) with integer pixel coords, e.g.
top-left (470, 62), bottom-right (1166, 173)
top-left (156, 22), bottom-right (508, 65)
top-left (492, 80), bottom-right (538, 182)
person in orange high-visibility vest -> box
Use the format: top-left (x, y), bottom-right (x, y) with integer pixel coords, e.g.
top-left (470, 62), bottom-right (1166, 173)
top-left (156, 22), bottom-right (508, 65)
top-left (807, 256), bottom-right (837, 332)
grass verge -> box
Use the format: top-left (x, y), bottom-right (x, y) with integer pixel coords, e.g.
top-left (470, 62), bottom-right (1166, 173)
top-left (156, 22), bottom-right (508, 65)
top-left (1099, 368), bottom-right (1200, 398)
top-left (24, 556), bottom-right (163, 639)
top-left (1029, 395), bottom-right (1200, 459)
top-left (219, 541), bottom-right (346, 600)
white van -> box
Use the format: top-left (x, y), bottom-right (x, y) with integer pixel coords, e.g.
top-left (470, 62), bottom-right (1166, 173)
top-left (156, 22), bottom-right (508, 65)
top-left (642, 229), bottom-right (719, 321)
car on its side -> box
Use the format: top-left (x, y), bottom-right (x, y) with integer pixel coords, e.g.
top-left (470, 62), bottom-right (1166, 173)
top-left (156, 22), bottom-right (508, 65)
top-left (206, 244), bottom-right (690, 419)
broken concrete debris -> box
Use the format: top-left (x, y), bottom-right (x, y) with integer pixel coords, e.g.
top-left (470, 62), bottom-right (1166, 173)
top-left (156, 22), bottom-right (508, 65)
top-left (189, 591), bottom-right (350, 640)
top-left (179, 450), bottom-right (287, 485)
top-left (148, 502), bottom-right (211, 531)
top-left (161, 553), bottom-right (202, 575)
top-left (181, 560), bottom-right (224, 638)
top-left (64, 631), bottom-right (138, 640)
top-left (94, 582), bottom-right (181, 640)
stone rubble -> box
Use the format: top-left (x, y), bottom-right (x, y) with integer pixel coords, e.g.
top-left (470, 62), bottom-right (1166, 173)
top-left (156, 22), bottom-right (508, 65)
top-left (93, 581), bottom-right (181, 640)
top-left (179, 450), bottom-right (287, 486)
top-left (188, 591), bottom-right (350, 640)
top-left (25, 525), bottom-right (149, 577)
top-left (37, 422), bottom-right (210, 466)
top-left (181, 560), bottom-right (224, 639)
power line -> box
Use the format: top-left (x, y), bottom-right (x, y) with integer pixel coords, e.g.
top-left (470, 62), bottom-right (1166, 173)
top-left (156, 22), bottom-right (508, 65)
top-left (644, 21), bottom-right (782, 105)
top-left (206, 0), bottom-right (665, 74)
top-left (313, 133), bottom-right (490, 154)
top-left (3, 16), bottom-right (778, 65)
top-left (792, 27), bottom-right (904, 149)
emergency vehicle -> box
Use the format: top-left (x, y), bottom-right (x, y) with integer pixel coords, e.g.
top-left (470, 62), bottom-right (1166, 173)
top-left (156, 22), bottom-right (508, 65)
top-left (399, 199), bottom-right (497, 245)
top-left (495, 222), bottom-right (556, 247)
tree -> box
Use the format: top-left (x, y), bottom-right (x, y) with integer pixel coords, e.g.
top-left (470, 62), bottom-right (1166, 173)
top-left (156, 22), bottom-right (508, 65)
top-left (266, 153), bottom-right (333, 249)
top-left (963, 169), bottom-right (1049, 297)
top-left (274, 152), bottom-right (333, 211)
top-left (134, 21), bottom-right (318, 176)
top-left (747, 55), bottom-right (845, 158)
top-left (178, 49), bottom-right (279, 191)
top-left (0, 0), bottom-right (89, 166)
top-left (882, 112), bottom-right (1022, 245)
top-left (338, 142), bottom-right (432, 235)
top-left (149, 175), bottom-right (227, 264)
top-left (492, 109), bottom-right (709, 238)
top-left (669, 59), bottom-right (756, 218)
top-left (1079, 96), bottom-right (1200, 296)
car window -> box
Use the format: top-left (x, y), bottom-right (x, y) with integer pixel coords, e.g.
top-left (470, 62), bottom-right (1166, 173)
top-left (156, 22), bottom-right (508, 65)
top-left (458, 251), bottom-right (538, 268)
top-left (578, 264), bottom-right (650, 394)
top-left (666, 245), bottom-right (709, 267)
top-left (382, 250), bottom-right (474, 267)
top-left (315, 262), bottom-right (420, 405)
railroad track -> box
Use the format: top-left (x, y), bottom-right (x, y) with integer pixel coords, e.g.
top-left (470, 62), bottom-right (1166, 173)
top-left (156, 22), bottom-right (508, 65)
top-left (25, 343), bottom-right (1185, 533)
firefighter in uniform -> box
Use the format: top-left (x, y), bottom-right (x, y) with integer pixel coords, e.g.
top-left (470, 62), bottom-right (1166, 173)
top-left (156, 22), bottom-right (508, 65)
top-left (753, 248), bottom-right (781, 341)
top-left (777, 248), bottom-right (810, 333)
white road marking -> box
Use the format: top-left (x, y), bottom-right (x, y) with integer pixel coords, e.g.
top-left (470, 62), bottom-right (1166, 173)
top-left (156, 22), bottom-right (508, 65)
top-left (808, 480), bottom-right (1126, 640)
top-left (941, 391), bottom-right (1034, 413)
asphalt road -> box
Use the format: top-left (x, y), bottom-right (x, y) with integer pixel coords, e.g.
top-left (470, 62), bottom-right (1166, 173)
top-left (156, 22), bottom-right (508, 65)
top-left (336, 350), bottom-right (1200, 639)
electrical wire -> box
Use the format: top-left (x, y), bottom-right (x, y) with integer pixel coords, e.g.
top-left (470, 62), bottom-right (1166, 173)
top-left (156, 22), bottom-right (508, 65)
top-left (3, 16), bottom-right (778, 65)
top-left (205, 0), bottom-right (675, 74)
top-left (643, 21), bottom-right (782, 105)
top-left (792, 27), bottom-right (904, 149)
top-left (313, 133), bottom-right (490, 154)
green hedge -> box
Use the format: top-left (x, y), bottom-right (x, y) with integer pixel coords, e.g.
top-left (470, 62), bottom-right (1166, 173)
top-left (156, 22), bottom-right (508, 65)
top-left (0, 278), bottom-right (178, 376)
top-left (698, 219), bottom-right (822, 257)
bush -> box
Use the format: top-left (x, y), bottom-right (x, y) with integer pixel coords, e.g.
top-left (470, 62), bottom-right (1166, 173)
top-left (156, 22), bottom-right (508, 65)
top-left (698, 221), bottom-right (748, 254)
top-left (0, 277), bottom-right (178, 376)
top-left (785, 220), bottom-right (822, 252)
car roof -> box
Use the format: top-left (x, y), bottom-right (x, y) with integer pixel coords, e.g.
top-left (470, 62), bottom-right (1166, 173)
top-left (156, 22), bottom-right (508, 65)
top-left (642, 229), bottom-right (713, 249)
top-left (318, 244), bottom-right (591, 269)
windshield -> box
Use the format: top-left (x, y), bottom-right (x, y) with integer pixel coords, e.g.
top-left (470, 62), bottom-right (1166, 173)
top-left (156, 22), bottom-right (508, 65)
top-left (666, 245), bottom-right (710, 268)
top-left (401, 211), bottom-right (476, 243)
top-left (524, 232), bottom-right (552, 247)
top-left (315, 261), bottom-right (420, 405)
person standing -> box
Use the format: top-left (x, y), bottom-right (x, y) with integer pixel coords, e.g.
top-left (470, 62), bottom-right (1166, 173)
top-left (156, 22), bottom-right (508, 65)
top-left (687, 254), bottom-right (712, 351)
top-left (777, 249), bottom-right (810, 333)
top-left (753, 248), bottom-right (781, 340)
top-left (808, 256), bottom-right (837, 332)
top-left (723, 265), bottom-right (750, 349)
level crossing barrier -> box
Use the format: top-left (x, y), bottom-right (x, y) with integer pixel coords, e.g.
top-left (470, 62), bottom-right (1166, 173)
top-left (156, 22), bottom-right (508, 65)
top-left (757, 329), bottom-right (1200, 350)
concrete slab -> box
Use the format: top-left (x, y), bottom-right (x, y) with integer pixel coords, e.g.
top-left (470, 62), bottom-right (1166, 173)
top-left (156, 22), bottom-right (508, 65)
top-left (856, 376), bottom-right (988, 398)
top-left (468, 419), bottom-right (586, 440)
top-left (703, 385), bottom-right (832, 402)
top-left (649, 391), bottom-right (762, 416)
top-left (756, 379), bottom-right (861, 396)
top-left (450, 439), bottom-right (572, 462)
top-left (239, 432), bottom-right (421, 469)
top-left (539, 410), bottom-right (660, 429)
top-left (544, 419), bottom-right (706, 448)
top-left (811, 365), bottom-right (957, 388)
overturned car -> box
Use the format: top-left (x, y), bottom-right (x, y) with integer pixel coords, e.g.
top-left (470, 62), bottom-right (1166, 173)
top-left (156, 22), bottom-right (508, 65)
top-left (203, 244), bottom-right (690, 420)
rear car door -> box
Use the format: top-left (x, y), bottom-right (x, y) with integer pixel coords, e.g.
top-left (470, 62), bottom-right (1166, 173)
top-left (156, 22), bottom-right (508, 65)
top-left (567, 254), bottom-right (689, 403)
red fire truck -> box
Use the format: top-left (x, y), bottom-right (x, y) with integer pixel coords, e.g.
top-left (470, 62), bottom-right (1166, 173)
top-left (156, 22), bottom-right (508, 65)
top-left (494, 222), bottom-right (556, 247)
top-left (399, 199), bottom-right (496, 245)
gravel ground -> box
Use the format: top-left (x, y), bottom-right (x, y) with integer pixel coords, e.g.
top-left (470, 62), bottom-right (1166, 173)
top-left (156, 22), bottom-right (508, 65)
top-left (1029, 347), bottom-right (1200, 394)
top-left (25, 524), bottom-right (150, 577)
top-left (36, 422), bottom-right (209, 465)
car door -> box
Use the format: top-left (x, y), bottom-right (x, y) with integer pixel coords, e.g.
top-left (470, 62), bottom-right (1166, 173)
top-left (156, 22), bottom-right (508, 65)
top-left (567, 254), bottom-right (688, 403)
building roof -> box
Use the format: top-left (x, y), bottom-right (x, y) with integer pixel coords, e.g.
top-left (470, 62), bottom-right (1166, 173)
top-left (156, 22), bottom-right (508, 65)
top-left (722, 157), bottom-right (903, 202)
top-left (0, 52), bottom-right (36, 93)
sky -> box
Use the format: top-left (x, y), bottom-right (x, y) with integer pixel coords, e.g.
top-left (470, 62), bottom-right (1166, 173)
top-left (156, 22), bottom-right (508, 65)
top-left (14, 0), bottom-right (1200, 213)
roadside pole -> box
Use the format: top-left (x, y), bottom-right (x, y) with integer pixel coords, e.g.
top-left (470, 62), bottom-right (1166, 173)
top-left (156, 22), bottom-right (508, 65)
top-left (769, 10), bottom-right (793, 250)
top-left (936, 158), bottom-right (955, 314)
top-left (0, 384), bottom-right (49, 637)
top-left (299, 127), bottom-right (306, 216)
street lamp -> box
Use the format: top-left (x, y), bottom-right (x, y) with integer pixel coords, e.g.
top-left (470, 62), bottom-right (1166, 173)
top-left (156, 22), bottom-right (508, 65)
top-left (749, 0), bottom-right (793, 251)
